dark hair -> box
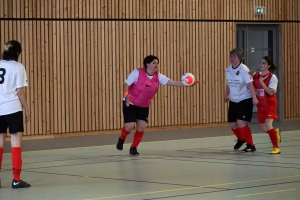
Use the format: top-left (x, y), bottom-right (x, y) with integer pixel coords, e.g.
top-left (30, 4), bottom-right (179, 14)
top-left (230, 48), bottom-right (244, 61)
top-left (262, 56), bottom-right (277, 72)
top-left (1, 40), bottom-right (22, 61)
top-left (143, 55), bottom-right (159, 68)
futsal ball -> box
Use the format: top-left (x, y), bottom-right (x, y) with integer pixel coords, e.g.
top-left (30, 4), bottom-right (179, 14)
top-left (181, 73), bottom-right (195, 86)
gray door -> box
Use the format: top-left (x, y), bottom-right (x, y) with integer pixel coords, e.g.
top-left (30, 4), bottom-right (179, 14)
top-left (236, 25), bottom-right (281, 121)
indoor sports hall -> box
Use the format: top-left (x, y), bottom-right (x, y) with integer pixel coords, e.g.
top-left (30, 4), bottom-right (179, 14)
top-left (1, 120), bottom-right (300, 200)
top-left (1, 0), bottom-right (300, 199)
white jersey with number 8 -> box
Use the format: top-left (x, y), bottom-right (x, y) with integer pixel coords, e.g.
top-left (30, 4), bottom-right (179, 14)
top-left (0, 60), bottom-right (28, 115)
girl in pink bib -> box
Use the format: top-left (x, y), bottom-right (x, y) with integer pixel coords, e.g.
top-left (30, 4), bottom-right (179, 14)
top-left (116, 55), bottom-right (199, 156)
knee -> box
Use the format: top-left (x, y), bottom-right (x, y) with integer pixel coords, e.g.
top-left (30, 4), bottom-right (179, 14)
top-left (237, 120), bottom-right (247, 128)
top-left (136, 126), bottom-right (145, 132)
top-left (124, 123), bottom-right (135, 132)
top-left (229, 122), bottom-right (238, 129)
top-left (265, 125), bottom-right (273, 131)
top-left (261, 128), bottom-right (268, 133)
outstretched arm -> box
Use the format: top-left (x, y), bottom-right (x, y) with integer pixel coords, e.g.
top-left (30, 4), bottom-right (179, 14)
top-left (166, 80), bottom-right (185, 87)
top-left (166, 79), bottom-right (200, 87)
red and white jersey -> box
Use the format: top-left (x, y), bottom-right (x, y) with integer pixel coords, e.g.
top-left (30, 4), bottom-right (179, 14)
top-left (226, 63), bottom-right (253, 103)
top-left (0, 60), bottom-right (28, 115)
top-left (253, 72), bottom-right (278, 111)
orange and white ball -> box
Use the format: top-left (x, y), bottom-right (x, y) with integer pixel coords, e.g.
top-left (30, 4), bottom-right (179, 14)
top-left (181, 73), bottom-right (195, 86)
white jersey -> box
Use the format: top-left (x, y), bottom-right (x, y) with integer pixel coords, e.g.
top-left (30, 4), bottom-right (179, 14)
top-left (125, 69), bottom-right (170, 86)
top-left (226, 63), bottom-right (253, 103)
top-left (0, 60), bottom-right (28, 115)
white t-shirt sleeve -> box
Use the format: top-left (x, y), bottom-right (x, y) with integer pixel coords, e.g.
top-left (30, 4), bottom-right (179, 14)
top-left (158, 73), bottom-right (170, 85)
top-left (268, 74), bottom-right (278, 92)
top-left (241, 66), bottom-right (253, 84)
top-left (16, 66), bottom-right (28, 89)
top-left (125, 69), bottom-right (139, 86)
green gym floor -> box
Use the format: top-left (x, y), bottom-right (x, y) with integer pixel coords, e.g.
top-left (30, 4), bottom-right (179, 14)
top-left (1, 120), bottom-right (300, 200)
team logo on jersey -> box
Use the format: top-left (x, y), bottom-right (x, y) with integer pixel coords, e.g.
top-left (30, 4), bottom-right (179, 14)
top-left (236, 71), bottom-right (240, 76)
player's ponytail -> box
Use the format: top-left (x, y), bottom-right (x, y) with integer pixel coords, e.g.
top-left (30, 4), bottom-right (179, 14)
top-left (2, 40), bottom-right (22, 61)
top-left (262, 56), bottom-right (277, 73)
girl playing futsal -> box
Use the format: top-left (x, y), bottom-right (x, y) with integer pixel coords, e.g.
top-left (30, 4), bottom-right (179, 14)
top-left (252, 56), bottom-right (281, 154)
top-left (224, 48), bottom-right (259, 152)
top-left (0, 40), bottom-right (31, 188)
top-left (116, 55), bottom-right (199, 156)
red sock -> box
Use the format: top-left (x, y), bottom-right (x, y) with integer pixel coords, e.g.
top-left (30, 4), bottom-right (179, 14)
top-left (131, 130), bottom-right (144, 148)
top-left (231, 128), bottom-right (244, 140)
top-left (267, 129), bottom-right (278, 148)
top-left (240, 125), bottom-right (254, 146)
top-left (0, 148), bottom-right (3, 171)
top-left (12, 147), bottom-right (22, 181)
top-left (120, 126), bottom-right (130, 140)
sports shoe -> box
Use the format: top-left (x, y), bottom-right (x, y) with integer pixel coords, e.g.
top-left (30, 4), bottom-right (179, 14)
top-left (275, 128), bottom-right (281, 143)
top-left (234, 139), bottom-right (246, 149)
top-left (12, 179), bottom-right (31, 188)
top-left (116, 137), bottom-right (125, 150)
top-left (241, 144), bottom-right (256, 153)
top-left (270, 147), bottom-right (281, 154)
top-left (129, 147), bottom-right (139, 156)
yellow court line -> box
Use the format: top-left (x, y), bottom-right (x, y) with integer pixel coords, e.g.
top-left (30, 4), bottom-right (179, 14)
top-left (236, 188), bottom-right (297, 197)
top-left (83, 186), bottom-right (202, 200)
top-left (83, 174), bottom-right (300, 200)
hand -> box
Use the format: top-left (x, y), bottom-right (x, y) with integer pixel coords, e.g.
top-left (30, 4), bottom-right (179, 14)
top-left (191, 80), bottom-right (200, 86)
top-left (224, 95), bottom-right (230, 102)
top-left (124, 92), bottom-right (131, 107)
top-left (248, 69), bottom-right (255, 77)
top-left (252, 97), bottom-right (259, 106)
top-left (24, 109), bottom-right (30, 122)
top-left (259, 77), bottom-right (264, 85)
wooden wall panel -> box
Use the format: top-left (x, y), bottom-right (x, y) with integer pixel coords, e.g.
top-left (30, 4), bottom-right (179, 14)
top-left (0, 0), bottom-right (299, 136)
top-left (0, 0), bottom-right (300, 20)
top-left (282, 23), bottom-right (300, 120)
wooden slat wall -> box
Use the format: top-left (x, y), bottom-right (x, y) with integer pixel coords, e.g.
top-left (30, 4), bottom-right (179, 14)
top-left (1, 0), bottom-right (299, 21)
top-left (0, 0), bottom-right (299, 136)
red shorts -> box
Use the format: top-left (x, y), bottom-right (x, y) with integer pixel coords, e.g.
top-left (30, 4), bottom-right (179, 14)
top-left (257, 109), bottom-right (278, 123)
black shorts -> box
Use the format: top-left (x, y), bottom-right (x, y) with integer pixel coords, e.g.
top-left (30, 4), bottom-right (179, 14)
top-left (228, 98), bottom-right (253, 122)
top-left (0, 111), bottom-right (24, 134)
top-left (123, 101), bottom-right (149, 123)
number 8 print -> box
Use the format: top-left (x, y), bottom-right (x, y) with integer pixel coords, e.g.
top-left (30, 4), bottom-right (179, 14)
top-left (0, 68), bottom-right (6, 84)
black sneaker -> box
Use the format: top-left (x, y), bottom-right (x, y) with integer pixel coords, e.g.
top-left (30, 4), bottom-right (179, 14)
top-left (12, 179), bottom-right (31, 188)
top-left (129, 147), bottom-right (139, 156)
top-left (241, 144), bottom-right (256, 153)
top-left (116, 137), bottom-right (125, 150)
top-left (234, 139), bottom-right (246, 149)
